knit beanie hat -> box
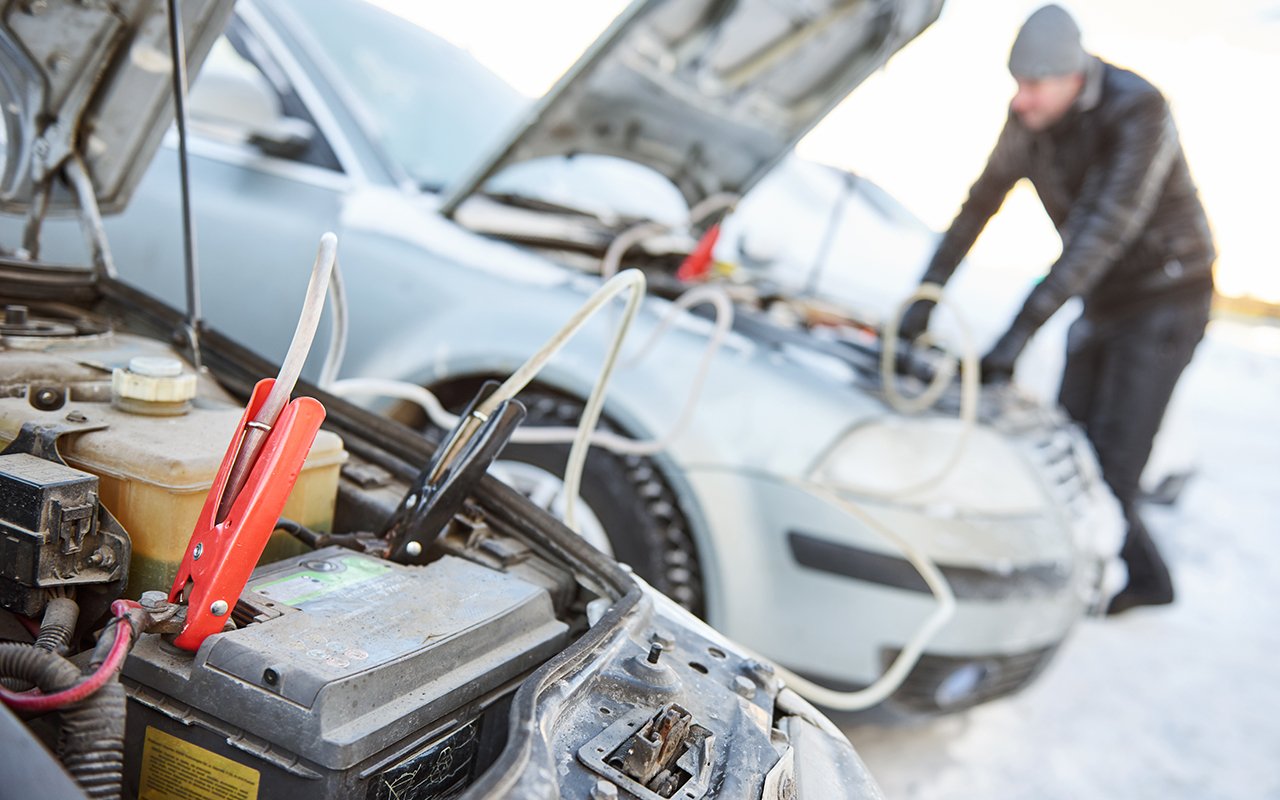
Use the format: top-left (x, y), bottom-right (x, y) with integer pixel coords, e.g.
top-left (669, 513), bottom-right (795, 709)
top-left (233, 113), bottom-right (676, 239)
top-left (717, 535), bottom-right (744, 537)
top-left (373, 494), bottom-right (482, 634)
top-left (1008, 5), bottom-right (1088, 79)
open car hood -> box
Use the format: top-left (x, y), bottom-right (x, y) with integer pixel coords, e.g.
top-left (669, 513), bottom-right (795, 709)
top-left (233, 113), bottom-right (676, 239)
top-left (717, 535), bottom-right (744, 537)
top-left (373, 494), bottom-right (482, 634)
top-left (441, 0), bottom-right (941, 215)
top-left (0, 0), bottom-right (232, 216)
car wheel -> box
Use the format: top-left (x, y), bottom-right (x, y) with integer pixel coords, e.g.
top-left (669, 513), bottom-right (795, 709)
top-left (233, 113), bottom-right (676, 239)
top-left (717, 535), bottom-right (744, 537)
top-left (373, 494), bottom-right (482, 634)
top-left (427, 382), bottom-right (705, 617)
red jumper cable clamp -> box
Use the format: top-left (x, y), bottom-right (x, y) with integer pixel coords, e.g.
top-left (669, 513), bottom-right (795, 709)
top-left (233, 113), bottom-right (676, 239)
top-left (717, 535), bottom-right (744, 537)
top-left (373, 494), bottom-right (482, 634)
top-left (675, 222), bottom-right (721, 282)
top-left (167, 378), bottom-right (325, 651)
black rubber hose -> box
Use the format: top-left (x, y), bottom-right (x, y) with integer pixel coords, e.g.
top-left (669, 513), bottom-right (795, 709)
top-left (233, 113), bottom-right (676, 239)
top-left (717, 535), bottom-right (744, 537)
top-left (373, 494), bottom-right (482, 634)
top-left (275, 517), bottom-right (323, 548)
top-left (0, 642), bottom-right (126, 800)
top-left (0, 642), bottom-right (80, 695)
top-left (35, 597), bottom-right (80, 654)
top-left (59, 679), bottom-right (126, 800)
top-left (277, 517), bottom-right (370, 551)
top-left (1, 598), bottom-right (81, 691)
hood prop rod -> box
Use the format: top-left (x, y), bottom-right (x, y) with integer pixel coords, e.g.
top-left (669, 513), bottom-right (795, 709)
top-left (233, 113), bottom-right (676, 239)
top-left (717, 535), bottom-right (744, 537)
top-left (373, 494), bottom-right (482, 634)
top-left (167, 0), bottom-right (203, 370)
top-left (63, 157), bottom-right (118, 280)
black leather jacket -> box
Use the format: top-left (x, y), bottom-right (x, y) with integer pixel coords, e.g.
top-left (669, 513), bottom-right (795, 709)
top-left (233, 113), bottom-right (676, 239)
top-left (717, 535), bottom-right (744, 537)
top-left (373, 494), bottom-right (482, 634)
top-left (922, 57), bottom-right (1215, 328)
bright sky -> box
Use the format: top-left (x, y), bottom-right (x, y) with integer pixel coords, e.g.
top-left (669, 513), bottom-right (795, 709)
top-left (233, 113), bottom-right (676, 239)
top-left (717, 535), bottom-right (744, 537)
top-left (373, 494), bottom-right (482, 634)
top-left (375, 0), bottom-right (1280, 302)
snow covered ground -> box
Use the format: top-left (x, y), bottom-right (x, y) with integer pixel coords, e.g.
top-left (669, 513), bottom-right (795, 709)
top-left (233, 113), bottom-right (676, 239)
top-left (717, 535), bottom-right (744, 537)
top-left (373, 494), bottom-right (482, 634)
top-left (840, 318), bottom-right (1280, 799)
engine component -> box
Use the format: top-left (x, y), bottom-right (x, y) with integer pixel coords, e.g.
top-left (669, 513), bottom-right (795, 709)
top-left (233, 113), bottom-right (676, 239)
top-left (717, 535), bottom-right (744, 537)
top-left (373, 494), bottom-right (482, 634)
top-left (168, 377), bottom-right (325, 651)
top-left (0, 452), bottom-right (101, 616)
top-left (0, 417), bottom-right (131, 621)
top-left (0, 304), bottom-right (77, 338)
top-left (110, 356), bottom-right (198, 416)
top-left (612, 704), bottom-right (712, 797)
top-left (579, 703), bottom-right (714, 800)
top-left (122, 547), bottom-right (569, 799)
top-left (0, 333), bottom-right (348, 600)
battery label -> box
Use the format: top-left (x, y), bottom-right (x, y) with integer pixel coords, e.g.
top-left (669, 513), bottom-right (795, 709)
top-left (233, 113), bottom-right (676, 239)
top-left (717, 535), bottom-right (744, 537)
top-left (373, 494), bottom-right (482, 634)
top-left (251, 555), bottom-right (391, 607)
top-left (367, 719), bottom-right (480, 800)
top-left (138, 726), bottom-right (259, 800)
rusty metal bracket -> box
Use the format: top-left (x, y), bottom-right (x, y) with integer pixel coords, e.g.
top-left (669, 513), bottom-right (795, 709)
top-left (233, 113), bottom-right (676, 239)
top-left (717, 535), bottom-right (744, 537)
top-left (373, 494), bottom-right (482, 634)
top-left (578, 703), bottom-right (714, 799)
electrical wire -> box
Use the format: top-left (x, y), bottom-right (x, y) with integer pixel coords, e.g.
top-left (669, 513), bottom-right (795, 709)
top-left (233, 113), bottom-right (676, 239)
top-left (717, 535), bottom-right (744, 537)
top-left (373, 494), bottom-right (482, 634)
top-left (0, 600), bottom-right (138, 713)
top-left (328, 283), bottom-right (733, 457)
top-left (809, 281), bottom-right (981, 501)
top-left (600, 192), bottom-right (739, 280)
top-left (754, 281), bottom-right (978, 708)
top-left (14, 613), bottom-right (40, 639)
top-left (879, 283), bottom-right (973, 415)
top-left (317, 256), bottom-right (348, 389)
top-left (755, 478), bottom-right (956, 711)
top-left (494, 269), bottom-right (645, 532)
top-left (318, 218), bottom-right (973, 711)
top-left (217, 232), bottom-right (338, 522)
top-left (326, 188), bottom-right (742, 475)
top-left (407, 270), bottom-right (648, 532)
top-left (600, 220), bottom-right (669, 281)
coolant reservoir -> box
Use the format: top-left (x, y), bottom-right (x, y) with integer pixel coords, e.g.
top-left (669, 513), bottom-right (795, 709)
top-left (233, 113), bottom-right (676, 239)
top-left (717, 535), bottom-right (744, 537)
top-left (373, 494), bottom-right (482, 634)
top-left (0, 335), bottom-right (347, 600)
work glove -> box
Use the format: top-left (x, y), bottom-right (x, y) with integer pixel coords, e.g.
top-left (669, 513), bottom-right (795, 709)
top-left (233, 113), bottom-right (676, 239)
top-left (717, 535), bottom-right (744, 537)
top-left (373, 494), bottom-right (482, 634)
top-left (897, 298), bottom-right (936, 343)
top-left (980, 324), bottom-right (1033, 384)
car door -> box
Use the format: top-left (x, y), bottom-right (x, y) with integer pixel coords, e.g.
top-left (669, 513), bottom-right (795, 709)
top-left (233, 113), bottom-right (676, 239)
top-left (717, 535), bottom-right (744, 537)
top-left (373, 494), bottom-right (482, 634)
top-left (117, 12), bottom-right (363, 370)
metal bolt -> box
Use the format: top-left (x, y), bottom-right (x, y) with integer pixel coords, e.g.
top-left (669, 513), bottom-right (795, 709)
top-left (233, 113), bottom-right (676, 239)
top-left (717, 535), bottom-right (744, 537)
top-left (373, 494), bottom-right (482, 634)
top-left (733, 675), bottom-right (755, 698)
top-left (65, 410), bottom-right (88, 423)
top-left (590, 780), bottom-right (618, 800)
top-left (86, 548), bottom-right (112, 569)
top-left (646, 643), bottom-right (664, 665)
top-left (192, 542), bottom-right (203, 560)
top-left (263, 668), bottom-right (280, 686)
top-left (35, 388), bottom-right (57, 405)
top-left (405, 541), bottom-right (422, 557)
top-left (210, 600), bottom-right (228, 617)
top-left (139, 591), bottom-right (169, 610)
top-left (650, 630), bottom-right (674, 649)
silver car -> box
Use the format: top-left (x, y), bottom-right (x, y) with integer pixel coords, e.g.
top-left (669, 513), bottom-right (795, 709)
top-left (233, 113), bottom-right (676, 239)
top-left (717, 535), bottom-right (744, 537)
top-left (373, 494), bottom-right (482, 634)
top-left (12, 0), bottom-right (1124, 713)
top-left (0, 1), bottom-right (880, 798)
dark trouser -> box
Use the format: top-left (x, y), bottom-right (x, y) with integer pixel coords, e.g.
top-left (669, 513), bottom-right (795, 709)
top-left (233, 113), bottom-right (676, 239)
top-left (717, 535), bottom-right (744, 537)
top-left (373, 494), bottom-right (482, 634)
top-left (1057, 292), bottom-right (1212, 597)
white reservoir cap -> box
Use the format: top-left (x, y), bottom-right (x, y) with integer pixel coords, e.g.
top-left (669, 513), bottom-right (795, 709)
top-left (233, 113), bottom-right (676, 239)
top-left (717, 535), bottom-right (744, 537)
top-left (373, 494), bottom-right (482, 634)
top-left (112, 357), bottom-right (198, 412)
top-left (127, 356), bottom-right (184, 378)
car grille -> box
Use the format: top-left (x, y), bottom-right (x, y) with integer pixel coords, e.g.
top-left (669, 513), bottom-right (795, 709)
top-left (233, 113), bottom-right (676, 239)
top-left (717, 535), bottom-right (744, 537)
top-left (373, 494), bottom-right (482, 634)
top-left (1027, 425), bottom-right (1095, 520)
top-left (881, 644), bottom-right (1060, 713)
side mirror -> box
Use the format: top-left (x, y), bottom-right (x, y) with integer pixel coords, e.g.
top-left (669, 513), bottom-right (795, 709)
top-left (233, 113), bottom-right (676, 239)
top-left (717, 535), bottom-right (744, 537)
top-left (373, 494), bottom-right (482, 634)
top-left (188, 42), bottom-right (316, 159)
top-left (245, 117), bottom-right (316, 159)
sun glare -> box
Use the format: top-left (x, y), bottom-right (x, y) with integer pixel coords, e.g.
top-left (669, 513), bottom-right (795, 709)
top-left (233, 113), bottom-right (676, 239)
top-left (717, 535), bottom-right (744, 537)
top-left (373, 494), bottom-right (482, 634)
top-left (372, 0), bottom-right (1278, 304)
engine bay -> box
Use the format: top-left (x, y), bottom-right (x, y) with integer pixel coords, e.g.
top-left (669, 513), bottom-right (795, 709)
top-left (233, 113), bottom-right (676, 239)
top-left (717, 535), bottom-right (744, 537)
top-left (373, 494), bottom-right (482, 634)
top-left (0, 297), bottom-right (572, 797)
top-left (0, 283), bottom-right (844, 800)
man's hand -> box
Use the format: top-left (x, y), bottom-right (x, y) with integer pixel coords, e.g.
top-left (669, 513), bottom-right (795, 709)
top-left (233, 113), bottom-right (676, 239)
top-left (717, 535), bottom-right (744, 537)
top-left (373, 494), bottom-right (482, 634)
top-left (980, 325), bottom-right (1033, 384)
top-left (897, 299), bottom-right (936, 342)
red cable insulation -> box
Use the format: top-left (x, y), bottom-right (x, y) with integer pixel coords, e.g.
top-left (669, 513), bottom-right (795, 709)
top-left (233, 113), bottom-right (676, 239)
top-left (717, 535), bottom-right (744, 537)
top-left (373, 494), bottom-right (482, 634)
top-left (0, 600), bottom-right (139, 713)
top-left (14, 613), bottom-right (41, 639)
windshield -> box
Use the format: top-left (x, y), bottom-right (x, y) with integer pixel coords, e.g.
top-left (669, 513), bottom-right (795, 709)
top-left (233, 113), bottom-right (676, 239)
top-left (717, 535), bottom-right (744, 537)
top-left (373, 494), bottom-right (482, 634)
top-left (274, 0), bottom-right (526, 189)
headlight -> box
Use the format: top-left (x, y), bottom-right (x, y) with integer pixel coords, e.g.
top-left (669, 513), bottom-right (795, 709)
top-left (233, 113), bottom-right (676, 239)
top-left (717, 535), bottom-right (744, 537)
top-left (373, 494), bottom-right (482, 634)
top-left (810, 416), bottom-right (1046, 516)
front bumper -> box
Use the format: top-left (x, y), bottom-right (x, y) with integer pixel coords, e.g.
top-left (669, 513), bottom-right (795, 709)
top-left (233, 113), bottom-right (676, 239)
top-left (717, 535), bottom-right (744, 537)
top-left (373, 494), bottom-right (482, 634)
top-left (685, 467), bottom-right (1093, 695)
top-left (878, 644), bottom-right (1060, 713)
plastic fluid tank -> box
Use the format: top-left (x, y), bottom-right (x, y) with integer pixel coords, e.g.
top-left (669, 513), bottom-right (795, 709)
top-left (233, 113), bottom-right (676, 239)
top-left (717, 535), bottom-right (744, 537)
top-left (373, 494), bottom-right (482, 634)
top-left (0, 336), bottom-right (347, 599)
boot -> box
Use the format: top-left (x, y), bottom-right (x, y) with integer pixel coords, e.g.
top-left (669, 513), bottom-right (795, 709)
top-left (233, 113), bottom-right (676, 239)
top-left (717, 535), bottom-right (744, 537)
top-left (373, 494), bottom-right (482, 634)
top-left (1106, 513), bottom-right (1174, 615)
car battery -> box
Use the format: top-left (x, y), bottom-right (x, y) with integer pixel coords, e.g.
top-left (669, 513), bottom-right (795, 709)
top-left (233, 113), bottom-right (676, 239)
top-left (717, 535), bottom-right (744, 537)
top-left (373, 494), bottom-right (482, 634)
top-left (121, 547), bottom-right (569, 799)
